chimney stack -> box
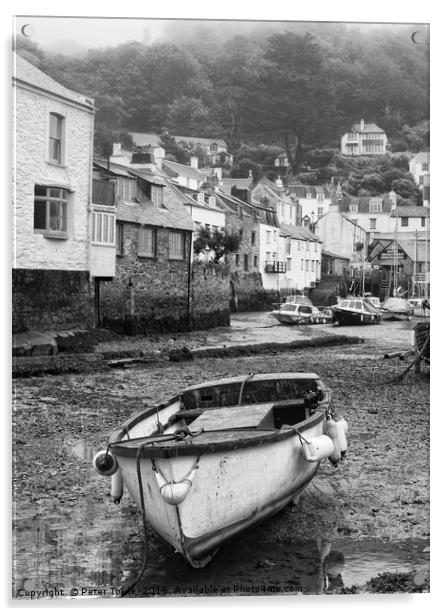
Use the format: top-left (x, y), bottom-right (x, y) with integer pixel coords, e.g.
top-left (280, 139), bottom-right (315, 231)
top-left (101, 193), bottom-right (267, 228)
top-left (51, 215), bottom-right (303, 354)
top-left (248, 169), bottom-right (253, 178)
top-left (360, 118), bottom-right (365, 130)
top-left (275, 175), bottom-right (283, 188)
top-left (190, 156), bottom-right (199, 169)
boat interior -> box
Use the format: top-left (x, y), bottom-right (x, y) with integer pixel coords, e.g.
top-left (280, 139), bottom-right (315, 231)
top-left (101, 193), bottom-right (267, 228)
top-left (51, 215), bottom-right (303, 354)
top-left (175, 375), bottom-right (324, 432)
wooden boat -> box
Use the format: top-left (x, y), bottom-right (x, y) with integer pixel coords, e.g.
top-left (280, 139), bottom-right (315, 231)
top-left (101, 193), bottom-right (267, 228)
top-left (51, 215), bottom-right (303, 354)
top-left (332, 297), bottom-right (381, 326)
top-left (94, 373), bottom-right (347, 568)
top-left (381, 297), bottom-right (413, 321)
top-left (271, 301), bottom-right (326, 325)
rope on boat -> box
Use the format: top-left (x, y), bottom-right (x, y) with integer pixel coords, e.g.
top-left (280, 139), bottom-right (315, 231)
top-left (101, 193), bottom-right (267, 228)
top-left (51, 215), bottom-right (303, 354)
top-left (121, 442), bottom-right (150, 598)
top-left (238, 373), bottom-right (254, 405)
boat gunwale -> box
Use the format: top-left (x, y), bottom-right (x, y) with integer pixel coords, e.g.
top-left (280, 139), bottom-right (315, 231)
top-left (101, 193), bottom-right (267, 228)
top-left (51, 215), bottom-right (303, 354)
top-left (109, 406), bottom-right (326, 458)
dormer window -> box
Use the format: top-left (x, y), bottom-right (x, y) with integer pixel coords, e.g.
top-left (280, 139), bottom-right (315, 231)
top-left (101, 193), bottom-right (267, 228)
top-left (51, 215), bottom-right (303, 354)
top-left (306, 193), bottom-right (312, 199)
top-left (151, 184), bottom-right (163, 207)
top-left (209, 195), bottom-right (216, 208)
top-left (369, 202), bottom-right (382, 213)
top-left (197, 192), bottom-right (205, 205)
top-left (317, 193), bottom-right (324, 202)
top-left (349, 204), bottom-right (358, 213)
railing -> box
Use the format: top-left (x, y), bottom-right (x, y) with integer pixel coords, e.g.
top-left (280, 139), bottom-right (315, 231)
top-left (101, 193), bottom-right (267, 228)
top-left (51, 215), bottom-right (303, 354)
top-left (264, 261), bottom-right (286, 273)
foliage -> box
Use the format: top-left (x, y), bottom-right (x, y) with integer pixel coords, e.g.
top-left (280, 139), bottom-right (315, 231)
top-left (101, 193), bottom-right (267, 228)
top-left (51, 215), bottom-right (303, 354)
top-left (391, 178), bottom-right (420, 200)
top-left (229, 158), bottom-right (262, 181)
top-left (15, 24), bottom-right (428, 166)
top-left (193, 227), bottom-right (241, 263)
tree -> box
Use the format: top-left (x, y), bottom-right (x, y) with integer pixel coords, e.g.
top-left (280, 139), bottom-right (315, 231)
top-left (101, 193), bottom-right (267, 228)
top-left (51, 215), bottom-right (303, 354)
top-left (242, 32), bottom-right (342, 174)
top-left (193, 228), bottom-right (240, 263)
top-left (392, 178), bottom-right (419, 201)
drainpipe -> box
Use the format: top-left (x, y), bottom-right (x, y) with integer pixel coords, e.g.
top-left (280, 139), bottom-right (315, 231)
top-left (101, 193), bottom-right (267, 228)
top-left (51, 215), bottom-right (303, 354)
top-left (186, 233), bottom-right (192, 331)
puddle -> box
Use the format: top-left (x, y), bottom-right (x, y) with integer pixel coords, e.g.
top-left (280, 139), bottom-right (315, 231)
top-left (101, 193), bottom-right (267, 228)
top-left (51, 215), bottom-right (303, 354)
top-left (12, 436), bottom-right (429, 598)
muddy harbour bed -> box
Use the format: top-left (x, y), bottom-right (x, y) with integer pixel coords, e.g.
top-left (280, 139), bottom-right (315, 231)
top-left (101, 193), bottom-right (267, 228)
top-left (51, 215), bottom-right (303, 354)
top-left (12, 337), bottom-right (430, 598)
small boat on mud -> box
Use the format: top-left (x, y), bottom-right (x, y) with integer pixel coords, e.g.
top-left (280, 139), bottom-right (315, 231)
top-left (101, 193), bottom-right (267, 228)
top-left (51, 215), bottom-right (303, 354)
top-left (332, 297), bottom-right (381, 326)
top-left (93, 373), bottom-right (348, 568)
top-left (381, 297), bottom-right (413, 321)
top-left (271, 300), bottom-right (327, 325)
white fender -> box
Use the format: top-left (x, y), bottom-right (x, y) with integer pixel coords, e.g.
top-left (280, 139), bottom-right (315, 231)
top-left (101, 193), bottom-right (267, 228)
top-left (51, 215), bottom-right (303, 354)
top-left (325, 418), bottom-right (342, 466)
top-left (111, 468), bottom-right (123, 504)
top-left (335, 417), bottom-right (348, 458)
top-left (93, 449), bottom-right (118, 476)
top-left (154, 466), bottom-right (198, 506)
top-left (300, 434), bottom-right (334, 462)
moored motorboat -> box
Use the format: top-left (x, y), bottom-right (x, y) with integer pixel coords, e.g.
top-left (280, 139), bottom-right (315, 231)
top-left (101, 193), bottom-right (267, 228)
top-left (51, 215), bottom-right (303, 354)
top-left (332, 297), bottom-right (381, 326)
top-left (271, 301), bottom-right (327, 325)
top-left (93, 373), bottom-right (348, 568)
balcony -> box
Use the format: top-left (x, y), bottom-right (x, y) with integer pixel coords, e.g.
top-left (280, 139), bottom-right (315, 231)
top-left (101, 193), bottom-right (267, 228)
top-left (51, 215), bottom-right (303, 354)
top-left (265, 261), bottom-right (286, 273)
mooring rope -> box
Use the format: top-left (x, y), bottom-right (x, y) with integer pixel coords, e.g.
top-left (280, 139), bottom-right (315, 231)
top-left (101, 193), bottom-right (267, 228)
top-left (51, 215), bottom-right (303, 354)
top-left (120, 443), bottom-right (150, 598)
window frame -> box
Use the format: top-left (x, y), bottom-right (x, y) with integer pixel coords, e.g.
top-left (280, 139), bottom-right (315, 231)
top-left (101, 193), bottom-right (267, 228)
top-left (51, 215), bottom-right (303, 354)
top-left (33, 185), bottom-right (69, 238)
top-left (168, 230), bottom-right (186, 260)
top-left (48, 112), bottom-right (64, 165)
top-left (92, 211), bottom-right (116, 246)
top-left (401, 217), bottom-right (409, 227)
top-left (138, 225), bottom-right (157, 258)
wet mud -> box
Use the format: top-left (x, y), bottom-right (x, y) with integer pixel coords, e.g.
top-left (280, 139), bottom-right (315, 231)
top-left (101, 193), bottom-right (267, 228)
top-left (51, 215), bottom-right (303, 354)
top-left (12, 335), bottom-right (430, 598)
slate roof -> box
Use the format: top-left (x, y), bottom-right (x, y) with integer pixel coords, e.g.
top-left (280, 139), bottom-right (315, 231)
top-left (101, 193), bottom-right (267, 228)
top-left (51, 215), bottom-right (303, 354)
top-left (410, 152), bottom-right (430, 164)
top-left (13, 53), bottom-right (94, 110)
top-left (322, 249), bottom-right (350, 261)
top-left (369, 234), bottom-right (430, 262)
top-left (390, 205), bottom-right (430, 218)
top-left (288, 184), bottom-right (332, 199)
top-left (220, 177), bottom-right (254, 194)
top-left (338, 194), bottom-right (395, 213)
top-left (279, 223), bottom-right (321, 242)
top-left (350, 122), bottom-right (385, 133)
top-left (162, 160), bottom-right (209, 183)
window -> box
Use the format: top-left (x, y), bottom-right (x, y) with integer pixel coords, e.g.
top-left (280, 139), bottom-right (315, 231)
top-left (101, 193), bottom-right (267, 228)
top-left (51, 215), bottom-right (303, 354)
top-left (422, 163), bottom-right (429, 171)
top-left (369, 218), bottom-right (377, 230)
top-left (251, 231), bottom-right (256, 245)
top-left (311, 261), bottom-right (315, 272)
top-left (118, 178), bottom-right (137, 201)
top-left (239, 229), bottom-right (243, 239)
top-left (401, 217), bottom-right (409, 227)
top-left (317, 206), bottom-right (324, 218)
top-left (49, 113), bottom-right (64, 164)
top-left (253, 255), bottom-right (258, 268)
top-left (369, 202), bottom-right (382, 213)
top-left (306, 260), bottom-right (309, 271)
top-left (266, 230), bottom-right (271, 244)
top-left (301, 259), bottom-right (304, 270)
top-left (349, 204), bottom-right (358, 213)
top-left (421, 217), bottom-right (426, 227)
top-left (92, 212), bottom-right (115, 245)
top-left (285, 237), bottom-right (291, 254)
top-left (116, 222), bottom-right (124, 255)
top-left (317, 193), bottom-right (324, 202)
top-left (287, 258), bottom-right (292, 271)
top-left (244, 254), bottom-right (249, 271)
top-left (419, 176), bottom-right (424, 186)
top-left (151, 184), bottom-right (163, 206)
top-left (34, 185), bottom-right (68, 236)
top-left (168, 231), bottom-right (185, 259)
top-left (235, 253), bottom-right (240, 266)
top-left (138, 226), bottom-right (156, 257)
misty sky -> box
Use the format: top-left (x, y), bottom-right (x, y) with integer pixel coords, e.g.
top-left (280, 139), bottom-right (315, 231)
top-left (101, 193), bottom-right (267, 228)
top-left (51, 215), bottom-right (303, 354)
top-left (14, 16), bottom-right (428, 56)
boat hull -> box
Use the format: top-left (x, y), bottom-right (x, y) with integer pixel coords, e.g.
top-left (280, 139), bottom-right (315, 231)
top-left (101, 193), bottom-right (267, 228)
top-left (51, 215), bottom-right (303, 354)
top-left (332, 307), bottom-right (379, 326)
top-left (113, 414), bottom-right (325, 566)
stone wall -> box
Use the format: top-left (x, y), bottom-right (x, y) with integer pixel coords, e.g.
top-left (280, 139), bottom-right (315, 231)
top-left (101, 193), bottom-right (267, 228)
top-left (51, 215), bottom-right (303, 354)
top-left (99, 223), bottom-right (230, 334)
top-left (12, 269), bottom-right (93, 332)
top-left (230, 271), bottom-right (277, 312)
